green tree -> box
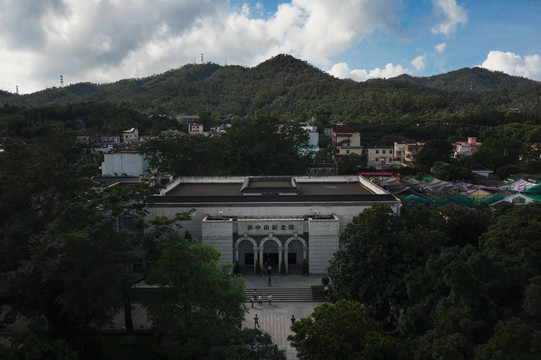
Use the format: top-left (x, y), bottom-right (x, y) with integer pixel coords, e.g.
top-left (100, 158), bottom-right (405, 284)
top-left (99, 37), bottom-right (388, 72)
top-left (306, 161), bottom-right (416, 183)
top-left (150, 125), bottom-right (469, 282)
top-left (223, 116), bottom-right (310, 175)
top-left (338, 152), bottom-right (367, 174)
top-left (327, 205), bottom-right (446, 325)
top-left (145, 234), bottom-right (247, 359)
top-left (0, 322), bottom-right (78, 360)
top-left (288, 300), bottom-right (408, 360)
top-left (207, 328), bottom-right (286, 360)
top-left (474, 317), bottom-right (541, 360)
top-left (0, 202), bottom-right (129, 354)
top-left (415, 139), bottom-right (453, 172)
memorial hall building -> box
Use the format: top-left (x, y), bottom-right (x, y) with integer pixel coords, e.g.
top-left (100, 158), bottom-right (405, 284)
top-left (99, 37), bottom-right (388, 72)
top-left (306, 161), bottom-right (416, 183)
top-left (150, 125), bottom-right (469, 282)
top-left (148, 175), bottom-right (401, 274)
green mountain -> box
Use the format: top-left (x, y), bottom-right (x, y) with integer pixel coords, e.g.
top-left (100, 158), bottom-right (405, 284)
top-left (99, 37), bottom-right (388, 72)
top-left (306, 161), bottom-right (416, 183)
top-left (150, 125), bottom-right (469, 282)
top-left (393, 67), bottom-right (539, 91)
top-left (2, 54), bottom-right (541, 124)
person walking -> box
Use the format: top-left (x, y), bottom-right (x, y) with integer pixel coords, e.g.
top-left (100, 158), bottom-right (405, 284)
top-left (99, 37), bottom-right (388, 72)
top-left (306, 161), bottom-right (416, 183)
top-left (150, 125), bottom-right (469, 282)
top-left (254, 314), bottom-right (260, 328)
top-left (250, 294), bottom-right (254, 308)
top-left (268, 293), bottom-right (272, 306)
top-left (291, 315), bottom-right (296, 324)
top-left (258, 295), bottom-right (262, 306)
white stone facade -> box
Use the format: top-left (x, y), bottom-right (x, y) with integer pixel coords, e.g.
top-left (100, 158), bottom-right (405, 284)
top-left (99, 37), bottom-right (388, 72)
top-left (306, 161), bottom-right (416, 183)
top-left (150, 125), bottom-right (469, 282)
top-left (147, 176), bottom-right (401, 274)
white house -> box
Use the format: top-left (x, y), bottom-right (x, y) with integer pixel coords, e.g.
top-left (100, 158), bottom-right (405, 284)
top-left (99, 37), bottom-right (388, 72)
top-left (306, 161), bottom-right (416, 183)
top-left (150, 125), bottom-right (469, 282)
top-left (101, 151), bottom-right (149, 176)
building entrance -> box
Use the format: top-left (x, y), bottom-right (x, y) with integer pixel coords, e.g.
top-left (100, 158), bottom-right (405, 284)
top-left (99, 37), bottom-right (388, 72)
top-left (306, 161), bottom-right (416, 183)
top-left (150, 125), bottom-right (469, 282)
top-left (264, 253), bottom-right (279, 266)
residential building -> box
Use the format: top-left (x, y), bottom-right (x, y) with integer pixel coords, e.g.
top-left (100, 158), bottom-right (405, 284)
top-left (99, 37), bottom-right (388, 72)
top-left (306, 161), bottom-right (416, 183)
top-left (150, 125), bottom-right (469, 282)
top-left (337, 146), bottom-right (364, 156)
top-left (332, 126), bottom-right (361, 148)
top-left (306, 162), bottom-right (338, 176)
top-left (188, 123), bottom-right (204, 135)
top-left (367, 146), bottom-right (394, 166)
top-left (123, 128), bottom-right (139, 143)
top-left (453, 137), bottom-right (482, 159)
top-left (77, 135), bottom-right (121, 148)
top-left (403, 143), bottom-right (425, 167)
top-left (394, 142), bottom-right (417, 166)
top-left (301, 125), bottom-right (319, 149)
top-left (176, 115), bottom-right (200, 124)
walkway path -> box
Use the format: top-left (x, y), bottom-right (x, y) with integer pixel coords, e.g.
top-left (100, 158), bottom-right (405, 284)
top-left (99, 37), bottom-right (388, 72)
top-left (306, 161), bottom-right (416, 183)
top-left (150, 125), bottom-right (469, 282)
top-left (242, 274), bottom-right (324, 359)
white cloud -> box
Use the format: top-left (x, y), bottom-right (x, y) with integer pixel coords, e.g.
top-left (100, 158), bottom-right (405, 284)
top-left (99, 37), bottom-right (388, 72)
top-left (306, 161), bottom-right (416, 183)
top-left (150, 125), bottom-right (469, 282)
top-left (431, 0), bottom-right (467, 36)
top-left (480, 50), bottom-right (541, 80)
top-left (435, 42), bottom-right (446, 52)
top-left (0, 0), bottom-right (404, 93)
top-left (329, 62), bottom-right (408, 81)
top-left (412, 55), bottom-right (426, 70)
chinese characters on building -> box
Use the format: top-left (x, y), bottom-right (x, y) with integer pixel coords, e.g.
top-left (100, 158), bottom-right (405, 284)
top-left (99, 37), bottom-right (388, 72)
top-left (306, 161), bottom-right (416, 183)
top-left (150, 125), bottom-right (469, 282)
top-left (247, 224), bottom-right (295, 231)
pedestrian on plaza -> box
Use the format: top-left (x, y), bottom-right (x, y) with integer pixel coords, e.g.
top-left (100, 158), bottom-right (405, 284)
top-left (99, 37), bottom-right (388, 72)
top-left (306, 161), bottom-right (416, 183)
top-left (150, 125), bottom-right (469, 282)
top-left (250, 294), bottom-right (254, 308)
top-left (258, 295), bottom-right (262, 306)
top-left (291, 315), bottom-right (296, 324)
top-left (267, 264), bottom-right (272, 276)
top-left (254, 314), bottom-right (260, 328)
top-left (268, 293), bottom-right (272, 306)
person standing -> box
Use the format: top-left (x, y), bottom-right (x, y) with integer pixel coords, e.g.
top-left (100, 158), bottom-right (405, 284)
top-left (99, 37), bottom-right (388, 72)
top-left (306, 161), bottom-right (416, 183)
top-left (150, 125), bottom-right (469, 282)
top-left (258, 295), bottom-right (262, 306)
top-left (268, 293), bottom-right (272, 306)
top-left (250, 294), bottom-right (254, 308)
top-left (254, 314), bottom-right (260, 328)
top-left (291, 315), bottom-right (296, 324)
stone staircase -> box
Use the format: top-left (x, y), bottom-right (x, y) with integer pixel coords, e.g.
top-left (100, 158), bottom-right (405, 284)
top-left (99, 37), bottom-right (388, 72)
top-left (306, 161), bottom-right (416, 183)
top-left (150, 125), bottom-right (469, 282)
top-left (246, 286), bottom-right (325, 302)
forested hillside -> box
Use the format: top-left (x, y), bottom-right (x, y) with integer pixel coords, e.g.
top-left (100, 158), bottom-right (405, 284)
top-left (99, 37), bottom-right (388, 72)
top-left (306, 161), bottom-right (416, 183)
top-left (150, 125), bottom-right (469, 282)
top-left (3, 54), bottom-right (541, 123)
top-left (393, 67), bottom-right (539, 91)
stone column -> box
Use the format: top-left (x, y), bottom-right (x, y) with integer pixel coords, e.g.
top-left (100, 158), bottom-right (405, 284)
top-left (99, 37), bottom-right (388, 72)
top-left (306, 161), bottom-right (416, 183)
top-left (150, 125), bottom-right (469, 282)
top-left (282, 246), bottom-right (288, 273)
top-left (278, 248), bottom-right (283, 273)
top-left (303, 247), bottom-right (308, 262)
top-left (234, 246), bottom-right (239, 262)
top-left (253, 248), bottom-right (259, 273)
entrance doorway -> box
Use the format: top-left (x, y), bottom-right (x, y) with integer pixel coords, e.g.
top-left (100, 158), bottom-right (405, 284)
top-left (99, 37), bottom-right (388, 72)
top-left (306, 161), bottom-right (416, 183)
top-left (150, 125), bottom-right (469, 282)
top-left (264, 253), bottom-right (279, 266)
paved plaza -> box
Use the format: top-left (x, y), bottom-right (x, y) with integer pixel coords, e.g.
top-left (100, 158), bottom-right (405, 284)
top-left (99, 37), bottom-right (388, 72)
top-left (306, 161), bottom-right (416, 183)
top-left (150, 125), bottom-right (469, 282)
top-left (110, 273), bottom-right (324, 359)
top-left (242, 273), bottom-right (324, 359)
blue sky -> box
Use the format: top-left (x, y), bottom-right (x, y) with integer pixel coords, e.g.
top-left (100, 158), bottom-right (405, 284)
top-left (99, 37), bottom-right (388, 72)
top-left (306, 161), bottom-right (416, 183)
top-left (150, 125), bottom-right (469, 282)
top-left (1, 0), bottom-right (539, 94)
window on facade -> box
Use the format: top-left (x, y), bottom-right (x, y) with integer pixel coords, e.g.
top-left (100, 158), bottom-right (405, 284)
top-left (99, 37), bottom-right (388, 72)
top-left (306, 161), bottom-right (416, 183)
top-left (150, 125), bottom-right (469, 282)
top-left (382, 150), bottom-right (386, 154)
top-left (375, 150), bottom-right (379, 154)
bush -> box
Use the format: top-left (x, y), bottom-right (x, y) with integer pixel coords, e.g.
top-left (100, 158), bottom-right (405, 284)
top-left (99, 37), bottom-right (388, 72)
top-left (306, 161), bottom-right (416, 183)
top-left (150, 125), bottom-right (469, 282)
top-left (255, 259), bottom-right (262, 275)
top-left (233, 261), bottom-right (240, 275)
top-left (280, 258), bottom-right (287, 276)
top-left (302, 259), bottom-right (309, 276)
top-left (321, 276), bottom-right (329, 286)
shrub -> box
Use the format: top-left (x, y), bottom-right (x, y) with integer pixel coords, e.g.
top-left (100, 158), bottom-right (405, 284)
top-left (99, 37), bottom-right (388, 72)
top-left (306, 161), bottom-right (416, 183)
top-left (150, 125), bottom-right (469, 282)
top-left (255, 259), bottom-right (262, 275)
top-left (302, 259), bottom-right (309, 276)
top-left (280, 258), bottom-right (287, 276)
top-left (321, 276), bottom-right (330, 286)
